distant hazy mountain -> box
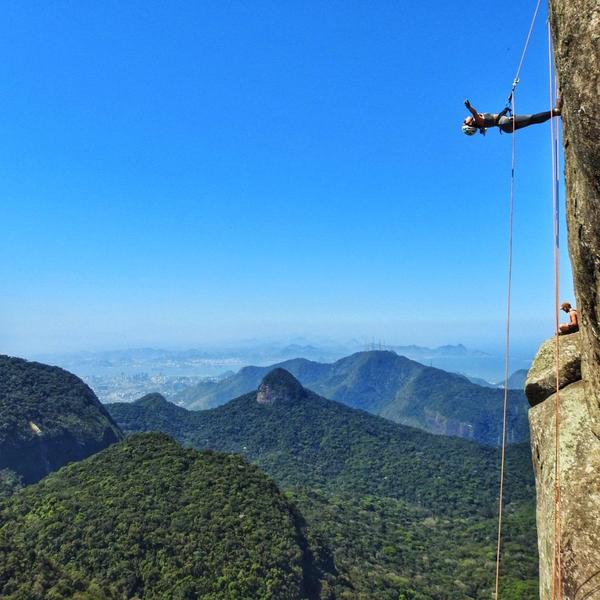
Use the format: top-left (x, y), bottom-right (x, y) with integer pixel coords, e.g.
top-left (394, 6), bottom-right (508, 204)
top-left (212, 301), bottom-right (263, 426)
top-left (35, 340), bottom-right (503, 379)
top-left (173, 350), bottom-right (529, 445)
top-left (505, 368), bottom-right (528, 390)
top-left (0, 355), bottom-right (123, 493)
top-left (391, 343), bottom-right (489, 358)
top-left (462, 369), bottom-right (529, 390)
top-left (460, 374), bottom-right (497, 387)
top-left (0, 433), bottom-right (323, 598)
top-left (33, 342), bottom-right (349, 377)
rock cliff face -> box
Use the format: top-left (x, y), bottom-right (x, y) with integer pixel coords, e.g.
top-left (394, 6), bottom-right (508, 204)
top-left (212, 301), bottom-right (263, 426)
top-left (527, 340), bottom-right (600, 599)
top-left (528, 3), bottom-right (600, 597)
top-left (525, 333), bottom-right (581, 407)
top-left (549, 0), bottom-right (600, 422)
top-left (256, 368), bottom-right (305, 405)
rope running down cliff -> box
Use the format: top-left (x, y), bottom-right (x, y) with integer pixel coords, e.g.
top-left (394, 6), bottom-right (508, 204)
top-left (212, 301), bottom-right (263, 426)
top-left (548, 20), bottom-right (563, 600)
top-left (494, 88), bottom-right (516, 600)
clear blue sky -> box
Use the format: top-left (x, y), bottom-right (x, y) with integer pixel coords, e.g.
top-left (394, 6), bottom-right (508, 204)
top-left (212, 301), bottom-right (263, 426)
top-left (0, 1), bottom-right (573, 357)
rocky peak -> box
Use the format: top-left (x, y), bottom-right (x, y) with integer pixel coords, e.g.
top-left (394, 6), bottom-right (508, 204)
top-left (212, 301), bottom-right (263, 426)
top-left (256, 369), bottom-right (305, 405)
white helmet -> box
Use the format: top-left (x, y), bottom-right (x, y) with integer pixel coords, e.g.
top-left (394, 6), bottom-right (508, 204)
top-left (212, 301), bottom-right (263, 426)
top-left (462, 124), bottom-right (478, 136)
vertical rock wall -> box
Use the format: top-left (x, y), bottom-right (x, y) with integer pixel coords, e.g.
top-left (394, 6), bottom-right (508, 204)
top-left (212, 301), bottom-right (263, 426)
top-left (528, 2), bottom-right (600, 598)
top-left (549, 0), bottom-right (600, 421)
top-left (528, 374), bottom-right (600, 599)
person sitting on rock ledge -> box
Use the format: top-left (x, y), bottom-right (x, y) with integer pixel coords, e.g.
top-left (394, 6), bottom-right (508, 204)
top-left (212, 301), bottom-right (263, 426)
top-left (559, 302), bottom-right (579, 335)
top-left (462, 98), bottom-right (562, 136)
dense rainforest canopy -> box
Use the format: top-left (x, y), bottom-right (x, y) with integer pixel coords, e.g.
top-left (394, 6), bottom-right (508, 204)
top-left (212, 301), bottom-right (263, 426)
top-left (0, 433), bottom-right (325, 600)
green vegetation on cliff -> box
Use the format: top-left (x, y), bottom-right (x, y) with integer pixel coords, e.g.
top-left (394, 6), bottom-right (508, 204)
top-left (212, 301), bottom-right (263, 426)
top-left (0, 355), bottom-right (123, 490)
top-left (0, 433), bottom-right (323, 600)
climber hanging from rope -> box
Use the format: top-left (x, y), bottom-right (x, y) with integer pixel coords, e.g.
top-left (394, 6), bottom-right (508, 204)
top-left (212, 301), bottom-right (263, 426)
top-left (461, 98), bottom-right (561, 136)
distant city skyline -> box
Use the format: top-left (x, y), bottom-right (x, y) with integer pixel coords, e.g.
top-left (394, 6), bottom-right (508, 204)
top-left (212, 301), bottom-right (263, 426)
top-left (32, 336), bottom-right (533, 393)
top-left (1, 1), bottom-right (573, 359)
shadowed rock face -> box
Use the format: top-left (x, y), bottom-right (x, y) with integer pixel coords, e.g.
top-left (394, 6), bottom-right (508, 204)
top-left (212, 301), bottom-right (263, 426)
top-left (525, 333), bottom-right (581, 407)
top-left (0, 355), bottom-right (123, 487)
top-left (256, 369), bottom-right (305, 405)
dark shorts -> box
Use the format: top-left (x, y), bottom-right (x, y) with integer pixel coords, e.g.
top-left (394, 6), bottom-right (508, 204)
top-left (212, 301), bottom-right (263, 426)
top-left (560, 325), bottom-right (579, 335)
top-left (497, 112), bottom-right (553, 134)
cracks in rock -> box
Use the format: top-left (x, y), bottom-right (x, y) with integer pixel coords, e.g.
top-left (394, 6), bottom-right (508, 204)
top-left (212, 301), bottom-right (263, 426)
top-left (574, 568), bottom-right (600, 599)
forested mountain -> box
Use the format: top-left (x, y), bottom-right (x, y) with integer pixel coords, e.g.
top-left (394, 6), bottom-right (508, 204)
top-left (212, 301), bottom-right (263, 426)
top-left (0, 359), bottom-right (537, 598)
top-left (0, 355), bottom-right (123, 495)
top-left (110, 370), bottom-right (539, 598)
top-left (0, 433), bottom-right (327, 600)
top-left (115, 370), bottom-right (532, 514)
top-left (173, 351), bottom-right (529, 445)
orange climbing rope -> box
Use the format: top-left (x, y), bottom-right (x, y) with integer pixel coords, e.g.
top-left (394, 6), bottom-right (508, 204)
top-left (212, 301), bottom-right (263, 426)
top-left (493, 2), bottom-right (543, 598)
top-left (494, 89), bottom-right (516, 600)
top-left (548, 21), bottom-right (563, 600)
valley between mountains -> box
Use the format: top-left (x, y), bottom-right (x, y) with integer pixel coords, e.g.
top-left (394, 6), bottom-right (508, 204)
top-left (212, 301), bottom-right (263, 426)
top-left (109, 367), bottom-right (538, 598)
top-left (1, 354), bottom-right (537, 599)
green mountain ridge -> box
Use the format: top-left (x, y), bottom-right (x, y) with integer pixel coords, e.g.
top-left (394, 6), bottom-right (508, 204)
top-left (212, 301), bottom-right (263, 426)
top-left (112, 369), bottom-right (534, 515)
top-left (0, 355), bottom-right (123, 493)
top-left (0, 357), bottom-right (539, 599)
top-left (0, 433), bottom-right (327, 600)
top-left (109, 370), bottom-right (539, 598)
top-left (172, 351), bottom-right (529, 445)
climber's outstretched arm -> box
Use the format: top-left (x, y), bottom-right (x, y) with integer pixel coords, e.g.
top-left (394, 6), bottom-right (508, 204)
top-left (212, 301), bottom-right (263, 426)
top-left (464, 99), bottom-right (478, 116)
top-left (464, 99), bottom-right (487, 128)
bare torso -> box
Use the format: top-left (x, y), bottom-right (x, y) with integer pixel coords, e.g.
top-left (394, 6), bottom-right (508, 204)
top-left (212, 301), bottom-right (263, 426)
top-left (569, 309), bottom-right (578, 327)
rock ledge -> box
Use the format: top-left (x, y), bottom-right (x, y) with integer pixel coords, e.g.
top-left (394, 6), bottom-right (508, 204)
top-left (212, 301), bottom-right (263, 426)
top-left (524, 332), bottom-right (581, 407)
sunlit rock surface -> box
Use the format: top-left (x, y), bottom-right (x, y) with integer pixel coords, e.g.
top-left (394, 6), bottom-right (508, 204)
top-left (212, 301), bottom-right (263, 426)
top-left (529, 380), bottom-right (600, 599)
top-left (524, 333), bottom-right (581, 407)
